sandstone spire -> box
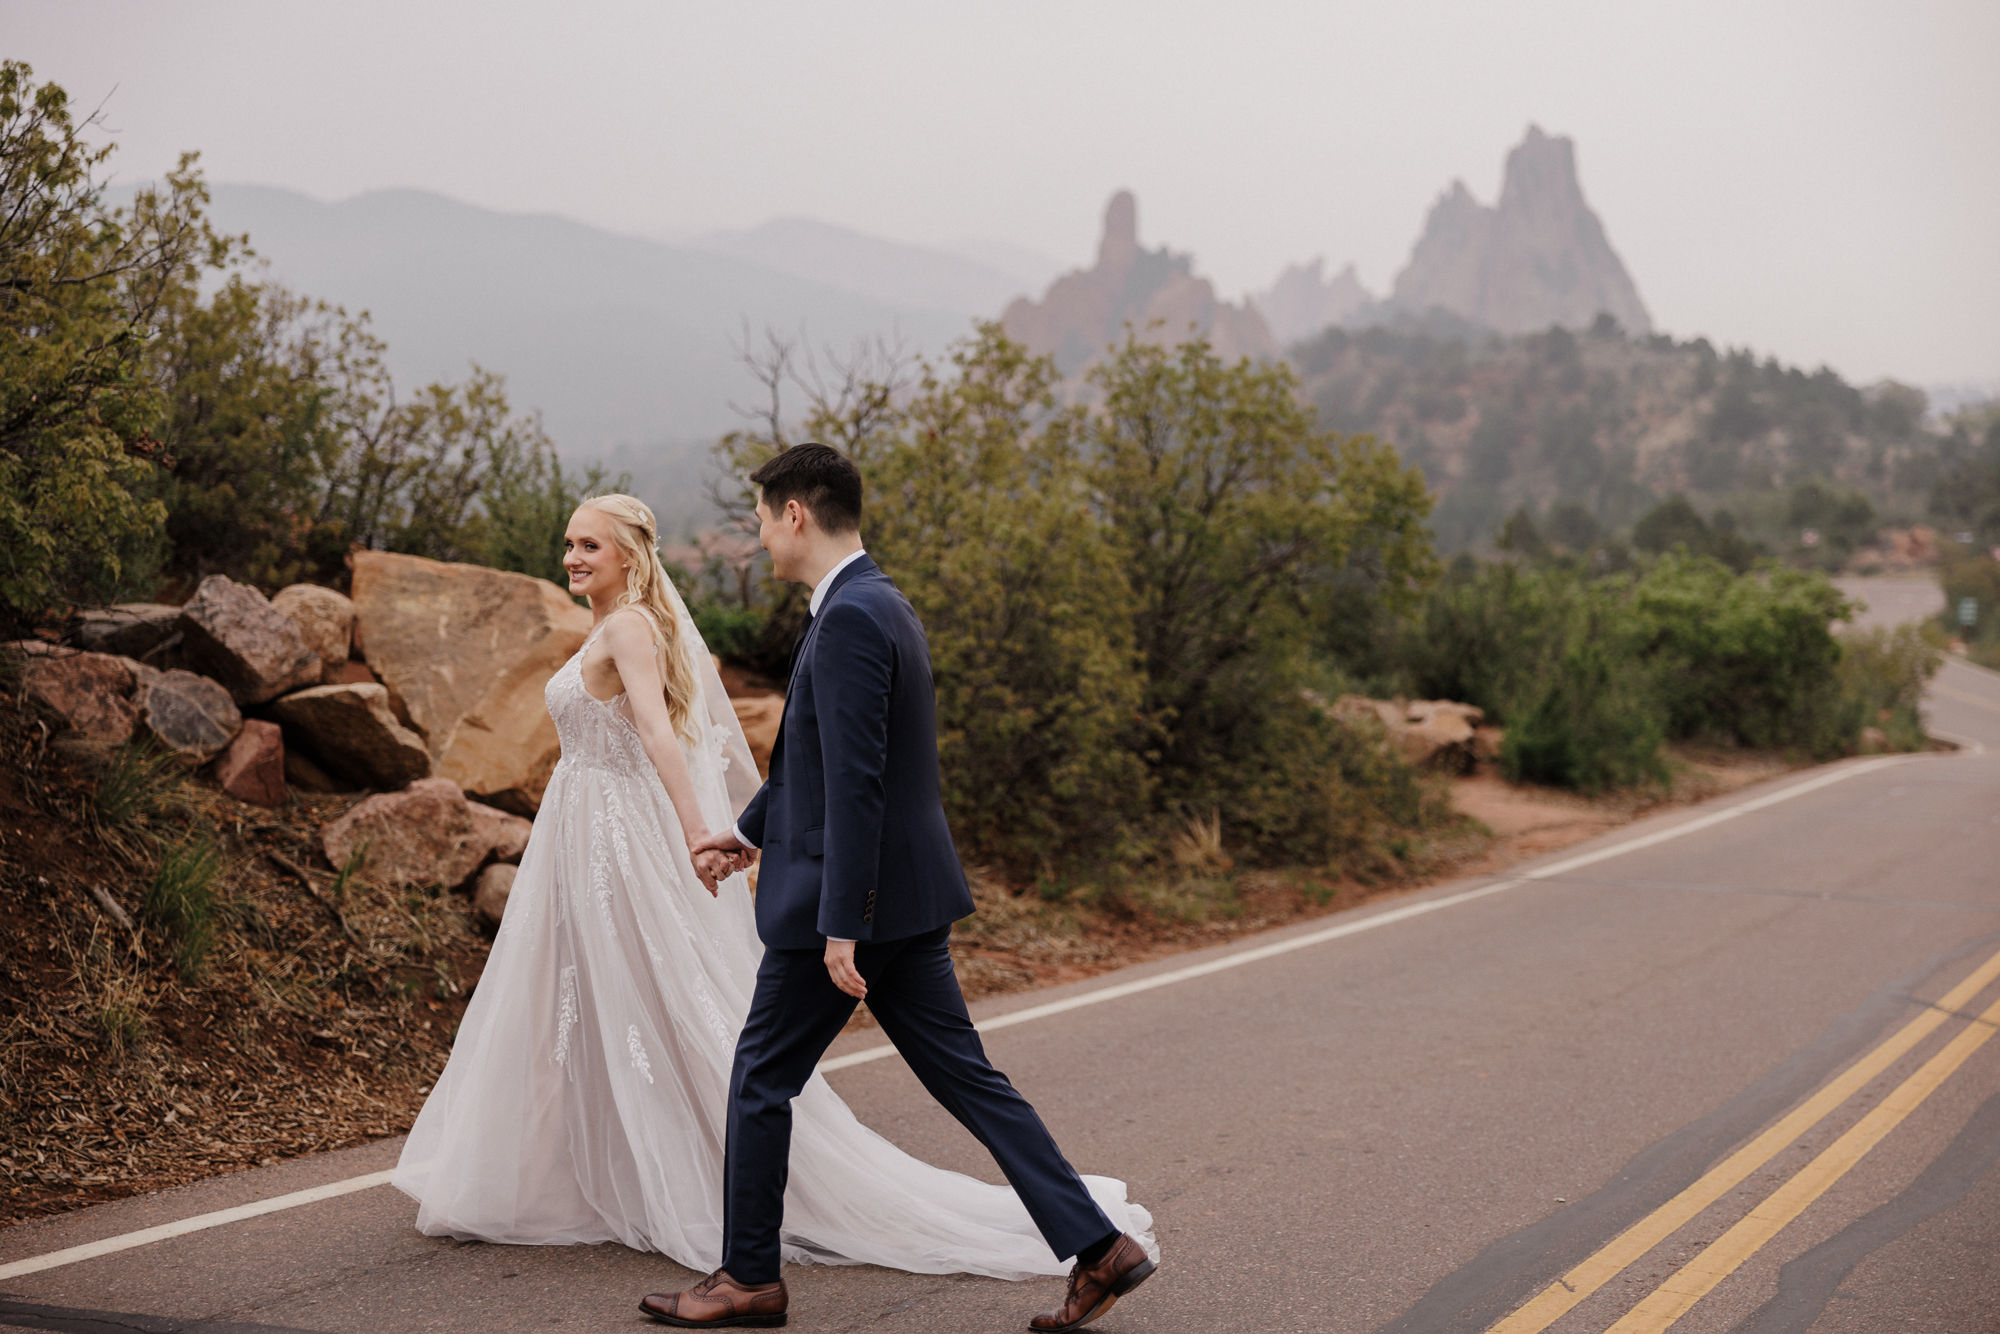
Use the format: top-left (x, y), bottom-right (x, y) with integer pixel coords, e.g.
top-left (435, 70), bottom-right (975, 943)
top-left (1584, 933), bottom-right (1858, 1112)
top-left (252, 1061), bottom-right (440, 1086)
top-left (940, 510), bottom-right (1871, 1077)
top-left (1001, 191), bottom-right (1276, 375)
top-left (1389, 126), bottom-right (1651, 335)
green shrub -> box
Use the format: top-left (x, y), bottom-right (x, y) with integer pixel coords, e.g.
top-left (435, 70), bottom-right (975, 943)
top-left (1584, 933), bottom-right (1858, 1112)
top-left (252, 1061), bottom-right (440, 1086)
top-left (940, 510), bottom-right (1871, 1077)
top-left (690, 603), bottom-right (770, 664)
top-left (145, 838), bottom-right (224, 981)
top-left (1630, 555), bottom-right (1849, 750)
top-left (1502, 635), bottom-right (1666, 791)
top-left (1833, 623), bottom-right (1942, 752)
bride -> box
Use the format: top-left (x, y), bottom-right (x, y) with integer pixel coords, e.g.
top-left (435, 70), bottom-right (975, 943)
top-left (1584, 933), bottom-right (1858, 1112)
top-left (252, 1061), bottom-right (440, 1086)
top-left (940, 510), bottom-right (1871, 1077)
top-left (392, 494), bottom-right (1152, 1279)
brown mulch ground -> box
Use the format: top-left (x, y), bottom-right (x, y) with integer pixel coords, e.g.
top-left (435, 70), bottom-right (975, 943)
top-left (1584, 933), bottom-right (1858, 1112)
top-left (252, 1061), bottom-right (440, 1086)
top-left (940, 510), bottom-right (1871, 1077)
top-left (0, 679), bottom-right (1814, 1227)
top-left (0, 697), bottom-right (488, 1225)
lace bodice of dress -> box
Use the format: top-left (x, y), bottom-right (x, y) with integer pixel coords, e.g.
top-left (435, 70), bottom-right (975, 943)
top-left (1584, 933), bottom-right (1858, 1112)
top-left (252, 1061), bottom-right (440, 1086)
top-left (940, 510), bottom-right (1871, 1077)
top-left (544, 626), bottom-right (658, 779)
top-left (546, 621), bottom-right (733, 789)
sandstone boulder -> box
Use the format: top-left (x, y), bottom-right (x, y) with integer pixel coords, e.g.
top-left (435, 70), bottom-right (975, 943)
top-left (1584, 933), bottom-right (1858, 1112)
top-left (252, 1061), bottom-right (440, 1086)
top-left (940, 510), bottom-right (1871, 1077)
top-left (472, 863), bottom-right (517, 930)
top-left (350, 550), bottom-right (590, 813)
top-left (71, 604), bottom-right (182, 659)
top-left (731, 693), bottom-right (784, 779)
top-left (8, 644), bottom-right (139, 747)
top-left (271, 584), bottom-right (356, 683)
top-left (468, 800), bottom-right (533, 863)
top-left (178, 575), bottom-right (320, 705)
top-left (129, 665), bottom-right (243, 763)
top-left (272, 683), bottom-right (431, 789)
top-left (321, 776), bottom-right (521, 890)
top-left (1331, 695), bottom-right (1485, 772)
top-left (214, 719), bottom-right (287, 807)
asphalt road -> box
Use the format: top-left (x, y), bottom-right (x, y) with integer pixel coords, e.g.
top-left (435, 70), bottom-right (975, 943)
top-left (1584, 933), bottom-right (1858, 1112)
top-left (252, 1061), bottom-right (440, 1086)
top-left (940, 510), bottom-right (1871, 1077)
top-left (5, 588), bottom-right (1999, 1333)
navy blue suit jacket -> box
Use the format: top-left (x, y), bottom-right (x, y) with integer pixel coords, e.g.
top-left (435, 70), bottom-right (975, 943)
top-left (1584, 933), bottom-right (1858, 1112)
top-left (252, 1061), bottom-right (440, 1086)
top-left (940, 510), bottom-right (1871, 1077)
top-left (735, 556), bottom-right (974, 949)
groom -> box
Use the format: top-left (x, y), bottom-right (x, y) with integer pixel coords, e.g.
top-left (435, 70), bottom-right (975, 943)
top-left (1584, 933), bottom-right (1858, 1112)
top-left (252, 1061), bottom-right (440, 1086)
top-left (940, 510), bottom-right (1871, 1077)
top-left (641, 445), bottom-right (1154, 1331)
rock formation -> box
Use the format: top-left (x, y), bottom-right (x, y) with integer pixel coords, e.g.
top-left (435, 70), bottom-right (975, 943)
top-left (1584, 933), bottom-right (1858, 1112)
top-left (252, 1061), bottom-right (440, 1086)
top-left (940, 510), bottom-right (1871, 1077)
top-left (178, 575), bottom-right (321, 705)
top-left (472, 862), bottom-right (517, 929)
top-left (1330, 695), bottom-right (1486, 773)
top-left (9, 644), bottom-right (142, 748)
top-left (1388, 126), bottom-right (1651, 336)
top-left (348, 550), bottom-right (591, 813)
top-left (271, 584), bottom-right (357, 684)
top-left (214, 720), bottom-right (287, 807)
top-left (1252, 258), bottom-right (1375, 347)
top-left (1001, 191), bottom-right (1277, 375)
top-left (272, 682), bottom-right (432, 789)
top-left (71, 604), bottom-right (182, 659)
top-left (320, 776), bottom-right (531, 890)
top-left (129, 665), bottom-right (243, 763)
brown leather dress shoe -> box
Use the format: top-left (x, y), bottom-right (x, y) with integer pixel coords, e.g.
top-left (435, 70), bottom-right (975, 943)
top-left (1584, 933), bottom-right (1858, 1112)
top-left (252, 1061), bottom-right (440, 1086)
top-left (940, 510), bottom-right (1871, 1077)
top-left (1028, 1233), bottom-right (1157, 1332)
top-left (639, 1269), bottom-right (788, 1328)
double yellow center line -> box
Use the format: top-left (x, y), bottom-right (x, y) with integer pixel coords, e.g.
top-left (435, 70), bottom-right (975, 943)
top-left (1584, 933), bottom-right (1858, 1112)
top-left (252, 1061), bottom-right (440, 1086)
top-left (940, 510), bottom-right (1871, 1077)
top-left (1489, 940), bottom-right (2000, 1333)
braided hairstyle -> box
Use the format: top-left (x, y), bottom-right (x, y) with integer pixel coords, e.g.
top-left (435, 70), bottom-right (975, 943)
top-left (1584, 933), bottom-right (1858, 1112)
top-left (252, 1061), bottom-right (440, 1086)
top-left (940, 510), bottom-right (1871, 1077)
top-left (578, 494), bottom-right (701, 743)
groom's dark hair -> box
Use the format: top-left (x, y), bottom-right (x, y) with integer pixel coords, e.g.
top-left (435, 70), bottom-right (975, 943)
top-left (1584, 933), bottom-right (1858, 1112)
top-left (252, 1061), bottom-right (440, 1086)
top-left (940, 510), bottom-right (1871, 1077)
top-left (750, 443), bottom-right (862, 534)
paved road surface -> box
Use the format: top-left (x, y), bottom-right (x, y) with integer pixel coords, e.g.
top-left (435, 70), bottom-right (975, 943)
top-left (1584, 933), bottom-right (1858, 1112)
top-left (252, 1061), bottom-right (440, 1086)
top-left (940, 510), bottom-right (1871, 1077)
top-left (5, 618), bottom-right (1999, 1331)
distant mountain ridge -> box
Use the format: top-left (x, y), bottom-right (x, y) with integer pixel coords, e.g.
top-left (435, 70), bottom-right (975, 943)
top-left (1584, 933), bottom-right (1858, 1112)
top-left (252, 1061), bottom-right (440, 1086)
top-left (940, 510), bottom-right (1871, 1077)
top-left (177, 185), bottom-right (1020, 535)
top-left (693, 216), bottom-right (1044, 317)
top-left (189, 184), bottom-right (985, 451)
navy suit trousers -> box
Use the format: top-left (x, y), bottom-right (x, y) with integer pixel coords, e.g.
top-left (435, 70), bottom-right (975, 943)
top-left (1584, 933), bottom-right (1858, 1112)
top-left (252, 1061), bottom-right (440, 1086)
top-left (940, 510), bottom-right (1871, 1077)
top-left (720, 927), bottom-right (1114, 1283)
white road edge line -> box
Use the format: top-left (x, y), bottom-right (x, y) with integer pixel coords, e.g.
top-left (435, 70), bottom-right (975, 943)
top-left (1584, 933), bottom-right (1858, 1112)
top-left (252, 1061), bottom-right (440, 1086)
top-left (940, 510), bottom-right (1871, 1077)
top-left (0, 1170), bottom-right (395, 1281)
top-left (0, 754), bottom-right (1914, 1280)
top-left (820, 755), bottom-right (1911, 1071)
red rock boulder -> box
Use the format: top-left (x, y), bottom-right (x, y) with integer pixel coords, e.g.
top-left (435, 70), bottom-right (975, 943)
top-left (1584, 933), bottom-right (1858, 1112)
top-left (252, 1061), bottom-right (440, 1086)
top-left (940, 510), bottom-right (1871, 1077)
top-left (214, 720), bottom-right (287, 807)
top-left (349, 551), bottom-right (590, 813)
top-left (129, 665), bottom-right (243, 763)
top-left (320, 776), bottom-right (533, 890)
top-left (8, 644), bottom-right (140, 747)
top-left (271, 584), bottom-right (357, 684)
top-left (178, 575), bottom-right (321, 705)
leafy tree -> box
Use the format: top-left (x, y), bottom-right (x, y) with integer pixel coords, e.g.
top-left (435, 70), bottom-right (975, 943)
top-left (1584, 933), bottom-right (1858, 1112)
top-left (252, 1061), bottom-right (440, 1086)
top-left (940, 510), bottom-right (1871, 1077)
top-left (716, 327), bottom-right (1439, 873)
top-left (1083, 335), bottom-right (1435, 846)
top-left (0, 62), bottom-right (228, 625)
top-left (148, 277), bottom-right (374, 588)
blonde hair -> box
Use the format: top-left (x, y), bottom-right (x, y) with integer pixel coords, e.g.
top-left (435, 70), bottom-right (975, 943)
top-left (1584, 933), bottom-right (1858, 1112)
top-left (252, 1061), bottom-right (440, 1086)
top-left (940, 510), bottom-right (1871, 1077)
top-left (579, 494), bottom-right (702, 744)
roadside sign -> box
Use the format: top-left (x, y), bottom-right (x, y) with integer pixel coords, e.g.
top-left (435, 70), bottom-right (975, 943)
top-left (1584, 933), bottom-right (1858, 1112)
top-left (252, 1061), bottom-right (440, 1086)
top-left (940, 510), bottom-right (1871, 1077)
top-left (1961, 597), bottom-right (1979, 629)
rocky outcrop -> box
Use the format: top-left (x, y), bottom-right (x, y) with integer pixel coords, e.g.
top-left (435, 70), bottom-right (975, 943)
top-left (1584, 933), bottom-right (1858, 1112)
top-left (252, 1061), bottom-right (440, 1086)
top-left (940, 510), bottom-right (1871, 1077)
top-left (71, 604), bottom-right (182, 659)
top-left (271, 683), bottom-right (431, 790)
top-left (320, 776), bottom-right (531, 890)
top-left (271, 585), bottom-right (356, 684)
top-left (9, 644), bottom-right (140, 747)
top-left (178, 575), bottom-right (321, 705)
top-left (129, 665), bottom-right (243, 763)
top-left (1389, 126), bottom-right (1651, 336)
top-left (471, 863), bottom-right (517, 930)
top-left (1002, 191), bottom-right (1277, 376)
top-left (349, 550), bottom-right (590, 813)
top-left (1251, 259), bottom-right (1375, 346)
top-left (1332, 695), bottom-right (1486, 772)
top-left (6, 643), bottom-right (243, 761)
top-left (467, 799), bottom-right (532, 863)
top-left (214, 719), bottom-right (287, 807)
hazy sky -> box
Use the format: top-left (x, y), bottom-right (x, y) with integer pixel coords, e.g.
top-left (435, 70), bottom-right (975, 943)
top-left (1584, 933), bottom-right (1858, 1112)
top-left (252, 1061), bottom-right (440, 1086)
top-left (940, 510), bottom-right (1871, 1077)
top-left (8, 1), bottom-right (1998, 386)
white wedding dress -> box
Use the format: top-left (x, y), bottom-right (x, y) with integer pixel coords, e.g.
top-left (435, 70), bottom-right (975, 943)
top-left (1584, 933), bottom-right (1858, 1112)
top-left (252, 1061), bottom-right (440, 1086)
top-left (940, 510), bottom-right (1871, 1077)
top-left (393, 596), bottom-right (1154, 1278)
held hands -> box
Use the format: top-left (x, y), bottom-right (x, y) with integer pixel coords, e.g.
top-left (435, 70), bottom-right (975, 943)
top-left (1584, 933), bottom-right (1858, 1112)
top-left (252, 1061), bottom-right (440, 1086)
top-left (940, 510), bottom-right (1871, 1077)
top-left (688, 829), bottom-right (756, 897)
top-left (824, 938), bottom-right (867, 1000)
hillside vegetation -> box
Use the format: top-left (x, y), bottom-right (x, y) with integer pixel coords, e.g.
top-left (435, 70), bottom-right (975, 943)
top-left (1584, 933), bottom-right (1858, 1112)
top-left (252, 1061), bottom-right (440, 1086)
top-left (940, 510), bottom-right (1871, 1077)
top-left (1294, 319), bottom-right (1947, 555)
